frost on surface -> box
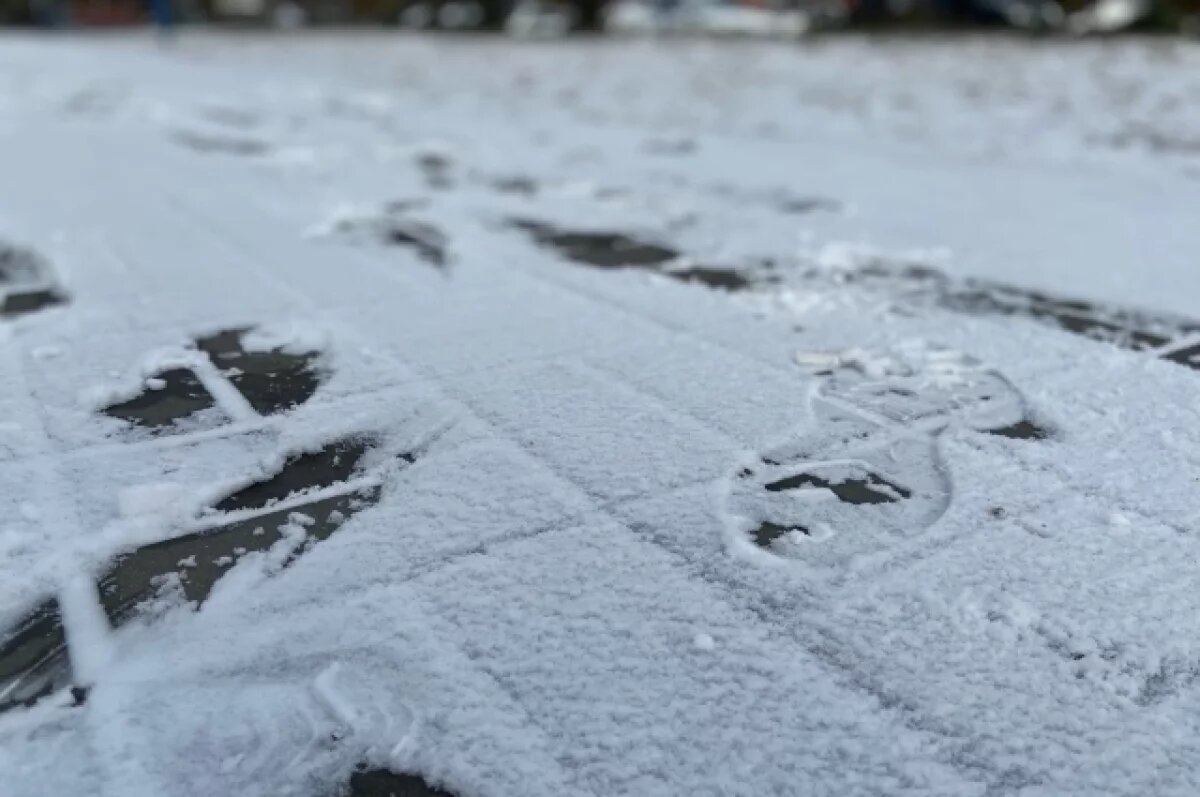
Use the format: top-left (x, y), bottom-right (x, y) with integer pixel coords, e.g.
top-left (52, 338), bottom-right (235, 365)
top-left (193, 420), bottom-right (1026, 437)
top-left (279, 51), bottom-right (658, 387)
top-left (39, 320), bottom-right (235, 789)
top-left (724, 345), bottom-right (1048, 566)
top-left (3, 33), bottom-right (1200, 797)
top-left (790, 260), bottom-right (1200, 370)
top-left (99, 485), bottom-right (381, 626)
top-left (100, 436), bottom-right (386, 627)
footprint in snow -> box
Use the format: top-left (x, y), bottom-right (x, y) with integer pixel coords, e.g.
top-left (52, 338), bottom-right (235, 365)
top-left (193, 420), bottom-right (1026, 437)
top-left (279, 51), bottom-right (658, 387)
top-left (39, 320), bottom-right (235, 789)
top-left (798, 262), bottom-right (1200, 373)
top-left (724, 345), bottom-right (1049, 567)
top-left (101, 326), bottom-right (327, 437)
top-left (0, 430), bottom-right (444, 716)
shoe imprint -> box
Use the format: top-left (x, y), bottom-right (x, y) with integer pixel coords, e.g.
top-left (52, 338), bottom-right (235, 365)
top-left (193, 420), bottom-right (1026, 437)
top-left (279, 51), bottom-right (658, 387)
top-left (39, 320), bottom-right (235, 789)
top-left (321, 206), bottom-right (449, 273)
top-left (101, 326), bottom-right (326, 435)
top-left (798, 263), bottom-right (1200, 371)
top-left (0, 433), bottom-right (430, 717)
top-left (508, 216), bottom-right (774, 292)
top-left (724, 345), bottom-right (1049, 567)
top-left (98, 436), bottom-right (386, 628)
top-left (4, 317), bottom-right (448, 716)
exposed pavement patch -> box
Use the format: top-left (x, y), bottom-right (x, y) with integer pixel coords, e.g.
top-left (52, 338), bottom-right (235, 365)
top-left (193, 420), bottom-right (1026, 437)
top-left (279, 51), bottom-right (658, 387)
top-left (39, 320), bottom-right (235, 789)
top-left (0, 435), bottom-right (408, 711)
top-left (509, 217), bottom-right (775, 292)
top-left (196, 327), bottom-right (326, 416)
top-left (763, 470), bottom-right (913, 503)
top-left (103, 369), bottom-right (220, 430)
top-left (96, 435), bottom-right (392, 627)
top-left (212, 437), bottom-right (373, 513)
top-left (2, 289), bottom-right (68, 318)
top-left (101, 326), bottom-right (327, 436)
top-left (345, 767), bottom-right (457, 797)
top-left (377, 220), bottom-right (449, 269)
top-left (663, 265), bottom-right (755, 292)
top-left (749, 520), bottom-right (809, 549)
top-left (0, 598), bottom-right (71, 715)
top-left (985, 419), bottom-right (1051, 440)
top-left (510, 217), bottom-right (680, 269)
top-left (0, 242), bottom-right (69, 320)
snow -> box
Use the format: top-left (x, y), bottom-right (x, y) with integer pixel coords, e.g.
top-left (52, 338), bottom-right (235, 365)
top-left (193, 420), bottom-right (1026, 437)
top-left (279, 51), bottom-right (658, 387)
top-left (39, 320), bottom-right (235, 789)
top-left (1, 29), bottom-right (1200, 797)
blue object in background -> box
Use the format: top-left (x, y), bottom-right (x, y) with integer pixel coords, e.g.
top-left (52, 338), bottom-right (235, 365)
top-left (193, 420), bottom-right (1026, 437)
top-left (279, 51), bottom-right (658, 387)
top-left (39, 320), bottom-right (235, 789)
top-left (150, 0), bottom-right (175, 30)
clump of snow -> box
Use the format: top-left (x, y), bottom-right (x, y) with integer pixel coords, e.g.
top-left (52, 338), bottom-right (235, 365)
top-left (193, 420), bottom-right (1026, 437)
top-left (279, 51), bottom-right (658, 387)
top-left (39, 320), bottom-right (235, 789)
top-left (117, 483), bottom-right (188, 520)
top-left (241, 322), bottom-right (329, 357)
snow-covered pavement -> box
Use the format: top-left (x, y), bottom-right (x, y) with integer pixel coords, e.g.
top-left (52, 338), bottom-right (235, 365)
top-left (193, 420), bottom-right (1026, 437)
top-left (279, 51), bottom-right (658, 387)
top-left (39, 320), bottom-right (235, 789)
top-left (2, 31), bottom-right (1200, 797)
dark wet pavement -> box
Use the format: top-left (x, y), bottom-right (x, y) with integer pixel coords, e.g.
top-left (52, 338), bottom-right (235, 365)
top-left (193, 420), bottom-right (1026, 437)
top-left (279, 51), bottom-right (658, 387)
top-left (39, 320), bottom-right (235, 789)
top-left (196, 327), bottom-right (325, 416)
top-left (0, 430), bottom-right (389, 710)
top-left (1, 288), bottom-right (68, 319)
top-left (985, 419), bottom-right (1050, 440)
top-left (102, 436), bottom-right (379, 626)
top-left (345, 767), bottom-right (456, 797)
top-left (510, 217), bottom-right (774, 292)
top-left (380, 220), bottom-right (449, 269)
top-left (0, 599), bottom-right (71, 715)
top-left (750, 520), bottom-right (810, 548)
top-left (666, 266), bottom-right (754, 292)
top-left (510, 218), bottom-right (679, 269)
top-left (763, 471), bottom-right (912, 504)
top-left (213, 438), bottom-right (373, 513)
top-left (99, 485), bottom-right (380, 627)
top-left (103, 369), bottom-right (218, 429)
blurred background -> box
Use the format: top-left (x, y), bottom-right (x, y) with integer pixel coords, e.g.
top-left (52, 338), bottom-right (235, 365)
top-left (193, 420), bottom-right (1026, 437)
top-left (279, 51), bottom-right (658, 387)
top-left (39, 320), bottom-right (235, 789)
top-left (2, 0), bottom-right (1198, 36)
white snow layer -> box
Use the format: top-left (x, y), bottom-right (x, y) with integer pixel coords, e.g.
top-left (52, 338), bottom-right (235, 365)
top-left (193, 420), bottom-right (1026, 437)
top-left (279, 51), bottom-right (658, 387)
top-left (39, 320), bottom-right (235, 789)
top-left (2, 30), bottom-right (1200, 797)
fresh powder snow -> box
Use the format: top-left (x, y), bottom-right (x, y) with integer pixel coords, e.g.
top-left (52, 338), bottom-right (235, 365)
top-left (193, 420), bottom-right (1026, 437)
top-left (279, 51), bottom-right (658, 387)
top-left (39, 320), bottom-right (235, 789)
top-left (2, 30), bottom-right (1200, 797)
